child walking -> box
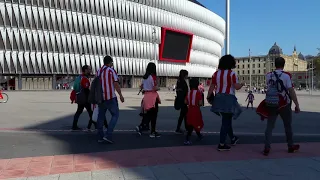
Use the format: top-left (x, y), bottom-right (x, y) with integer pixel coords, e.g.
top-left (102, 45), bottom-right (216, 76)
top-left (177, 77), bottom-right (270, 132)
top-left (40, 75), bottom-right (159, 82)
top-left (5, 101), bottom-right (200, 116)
top-left (184, 78), bottom-right (204, 145)
top-left (245, 91), bottom-right (255, 109)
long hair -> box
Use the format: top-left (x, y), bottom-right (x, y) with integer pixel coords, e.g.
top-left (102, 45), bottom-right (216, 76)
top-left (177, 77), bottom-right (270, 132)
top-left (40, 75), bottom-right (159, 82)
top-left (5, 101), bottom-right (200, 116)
top-left (143, 62), bottom-right (157, 79)
top-left (178, 70), bottom-right (188, 81)
top-left (189, 78), bottom-right (199, 90)
top-left (218, 54), bottom-right (236, 70)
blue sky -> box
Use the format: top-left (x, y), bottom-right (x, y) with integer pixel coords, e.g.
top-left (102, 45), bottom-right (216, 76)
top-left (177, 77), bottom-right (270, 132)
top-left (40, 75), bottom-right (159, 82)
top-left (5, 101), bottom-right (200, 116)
top-left (198, 0), bottom-right (320, 57)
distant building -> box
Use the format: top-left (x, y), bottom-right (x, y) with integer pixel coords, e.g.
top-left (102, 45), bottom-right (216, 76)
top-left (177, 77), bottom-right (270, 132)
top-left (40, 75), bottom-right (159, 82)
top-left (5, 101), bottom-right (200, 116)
top-left (235, 42), bottom-right (307, 87)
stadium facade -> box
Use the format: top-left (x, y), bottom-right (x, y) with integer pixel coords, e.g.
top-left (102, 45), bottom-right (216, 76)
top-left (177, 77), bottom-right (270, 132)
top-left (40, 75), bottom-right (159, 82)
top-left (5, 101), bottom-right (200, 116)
top-left (0, 0), bottom-right (225, 90)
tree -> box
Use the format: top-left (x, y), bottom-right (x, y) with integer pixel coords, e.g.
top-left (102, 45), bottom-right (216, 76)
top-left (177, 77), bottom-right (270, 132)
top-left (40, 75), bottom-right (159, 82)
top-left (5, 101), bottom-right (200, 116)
top-left (314, 56), bottom-right (320, 72)
top-left (318, 48), bottom-right (320, 56)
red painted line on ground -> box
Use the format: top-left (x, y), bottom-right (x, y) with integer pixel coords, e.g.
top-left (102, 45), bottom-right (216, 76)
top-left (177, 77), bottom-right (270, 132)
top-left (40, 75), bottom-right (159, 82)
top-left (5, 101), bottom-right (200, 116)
top-left (0, 142), bottom-right (320, 179)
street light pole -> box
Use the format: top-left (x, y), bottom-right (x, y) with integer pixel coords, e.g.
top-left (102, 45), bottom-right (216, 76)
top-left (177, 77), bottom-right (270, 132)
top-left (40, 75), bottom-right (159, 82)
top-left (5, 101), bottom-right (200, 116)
top-left (152, 27), bottom-right (157, 61)
top-left (305, 68), bottom-right (308, 90)
top-left (312, 58), bottom-right (314, 95)
top-left (225, 0), bottom-right (230, 55)
top-left (249, 49), bottom-right (252, 89)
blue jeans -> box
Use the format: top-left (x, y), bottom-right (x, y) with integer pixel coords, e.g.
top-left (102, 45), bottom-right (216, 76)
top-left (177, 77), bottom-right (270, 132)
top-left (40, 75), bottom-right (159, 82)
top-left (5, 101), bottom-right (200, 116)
top-left (97, 98), bottom-right (119, 140)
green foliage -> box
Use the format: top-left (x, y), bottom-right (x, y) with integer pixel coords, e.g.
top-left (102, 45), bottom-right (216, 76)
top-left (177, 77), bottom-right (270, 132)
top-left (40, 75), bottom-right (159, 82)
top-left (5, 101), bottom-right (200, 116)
top-left (314, 56), bottom-right (320, 73)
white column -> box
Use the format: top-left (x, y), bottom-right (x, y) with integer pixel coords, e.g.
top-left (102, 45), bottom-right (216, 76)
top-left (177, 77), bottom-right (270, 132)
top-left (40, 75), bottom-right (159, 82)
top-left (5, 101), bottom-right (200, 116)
top-left (225, 0), bottom-right (230, 55)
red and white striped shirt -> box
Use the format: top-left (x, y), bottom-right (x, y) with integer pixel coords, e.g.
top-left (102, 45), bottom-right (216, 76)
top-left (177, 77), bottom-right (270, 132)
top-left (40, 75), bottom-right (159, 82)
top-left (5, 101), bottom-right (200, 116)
top-left (96, 65), bottom-right (119, 101)
top-left (185, 90), bottom-right (202, 106)
top-left (211, 69), bottom-right (238, 95)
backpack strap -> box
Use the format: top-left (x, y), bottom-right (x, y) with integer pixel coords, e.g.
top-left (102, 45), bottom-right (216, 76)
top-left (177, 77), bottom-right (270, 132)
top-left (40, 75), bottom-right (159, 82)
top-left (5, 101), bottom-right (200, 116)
top-left (273, 71), bottom-right (291, 100)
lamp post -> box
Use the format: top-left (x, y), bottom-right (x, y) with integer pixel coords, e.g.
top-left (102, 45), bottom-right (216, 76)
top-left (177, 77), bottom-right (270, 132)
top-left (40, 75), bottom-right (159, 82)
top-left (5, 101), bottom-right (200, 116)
top-left (249, 49), bottom-right (252, 89)
top-left (225, 0), bottom-right (230, 55)
top-left (311, 58), bottom-right (314, 95)
top-left (305, 68), bottom-right (308, 90)
top-left (151, 27), bottom-right (157, 61)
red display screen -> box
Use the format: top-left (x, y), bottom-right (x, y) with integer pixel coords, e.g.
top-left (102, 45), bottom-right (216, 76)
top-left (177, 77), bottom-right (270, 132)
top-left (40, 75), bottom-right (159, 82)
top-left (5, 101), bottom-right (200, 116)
top-left (159, 27), bottom-right (193, 63)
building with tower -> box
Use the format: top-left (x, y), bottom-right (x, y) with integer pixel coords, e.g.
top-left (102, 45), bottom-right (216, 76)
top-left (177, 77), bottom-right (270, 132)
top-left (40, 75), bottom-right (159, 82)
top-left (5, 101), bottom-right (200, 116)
top-left (235, 42), bottom-right (307, 87)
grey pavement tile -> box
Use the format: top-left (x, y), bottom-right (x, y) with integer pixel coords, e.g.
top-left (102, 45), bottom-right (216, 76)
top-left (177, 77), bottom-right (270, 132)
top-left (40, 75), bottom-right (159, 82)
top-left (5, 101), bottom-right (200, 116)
top-left (121, 167), bottom-right (155, 180)
top-left (210, 168), bottom-right (246, 180)
top-left (27, 175), bottom-right (60, 180)
top-left (7, 178), bottom-right (27, 180)
top-left (124, 179), bottom-right (156, 180)
top-left (58, 172), bottom-right (91, 180)
top-left (238, 169), bottom-right (274, 180)
top-left (291, 171), bottom-right (320, 180)
top-left (268, 165), bottom-right (320, 177)
top-left (157, 177), bottom-right (188, 180)
top-left (201, 161), bottom-right (234, 170)
top-left (312, 157), bottom-right (320, 162)
top-left (150, 164), bottom-right (187, 180)
top-left (92, 169), bottom-right (124, 180)
top-left (177, 162), bottom-right (212, 174)
top-left (186, 173), bottom-right (219, 180)
top-left (273, 157), bottom-right (318, 166)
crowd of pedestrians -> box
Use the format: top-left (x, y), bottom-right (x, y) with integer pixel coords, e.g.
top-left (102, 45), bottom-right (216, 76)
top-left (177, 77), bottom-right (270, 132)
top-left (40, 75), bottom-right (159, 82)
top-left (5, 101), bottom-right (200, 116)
top-left (70, 54), bottom-right (301, 155)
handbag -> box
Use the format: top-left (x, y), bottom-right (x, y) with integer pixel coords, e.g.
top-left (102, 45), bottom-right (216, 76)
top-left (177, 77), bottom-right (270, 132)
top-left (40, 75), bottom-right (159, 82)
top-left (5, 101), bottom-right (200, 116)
top-left (92, 105), bottom-right (99, 122)
top-left (174, 96), bottom-right (181, 110)
top-left (207, 93), bottom-right (215, 105)
top-left (76, 90), bottom-right (87, 105)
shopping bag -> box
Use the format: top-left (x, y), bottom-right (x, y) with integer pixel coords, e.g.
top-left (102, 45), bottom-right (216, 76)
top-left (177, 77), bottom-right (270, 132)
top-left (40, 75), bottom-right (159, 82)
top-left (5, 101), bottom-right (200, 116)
top-left (92, 105), bottom-right (99, 122)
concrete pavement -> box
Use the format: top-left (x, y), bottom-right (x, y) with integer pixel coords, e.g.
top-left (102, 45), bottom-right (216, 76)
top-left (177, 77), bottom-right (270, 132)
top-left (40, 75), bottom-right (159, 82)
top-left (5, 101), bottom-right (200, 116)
top-left (1, 90), bottom-right (320, 134)
top-left (1, 90), bottom-right (320, 179)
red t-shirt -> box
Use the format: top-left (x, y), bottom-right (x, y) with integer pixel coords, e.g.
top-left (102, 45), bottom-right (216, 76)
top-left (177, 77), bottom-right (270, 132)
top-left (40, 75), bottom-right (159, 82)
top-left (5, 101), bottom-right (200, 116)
top-left (80, 74), bottom-right (90, 89)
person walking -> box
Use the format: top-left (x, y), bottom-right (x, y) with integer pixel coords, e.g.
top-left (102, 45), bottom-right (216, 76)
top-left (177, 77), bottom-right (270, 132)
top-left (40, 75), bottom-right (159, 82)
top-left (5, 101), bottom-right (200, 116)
top-left (257, 57), bottom-right (300, 156)
top-left (207, 55), bottom-right (244, 151)
top-left (175, 70), bottom-right (189, 134)
top-left (72, 65), bottom-right (96, 131)
top-left (135, 62), bottom-right (161, 138)
top-left (96, 56), bottom-right (124, 144)
top-left (184, 78), bottom-right (204, 145)
top-left (245, 91), bottom-right (255, 109)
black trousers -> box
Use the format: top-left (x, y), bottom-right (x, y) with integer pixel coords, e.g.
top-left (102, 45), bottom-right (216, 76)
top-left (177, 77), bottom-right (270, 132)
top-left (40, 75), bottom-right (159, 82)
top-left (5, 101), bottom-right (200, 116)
top-left (186, 125), bottom-right (201, 141)
top-left (141, 103), bottom-right (159, 133)
top-left (219, 113), bottom-right (235, 144)
top-left (176, 104), bottom-right (188, 131)
top-left (139, 114), bottom-right (150, 130)
top-left (73, 103), bottom-right (108, 129)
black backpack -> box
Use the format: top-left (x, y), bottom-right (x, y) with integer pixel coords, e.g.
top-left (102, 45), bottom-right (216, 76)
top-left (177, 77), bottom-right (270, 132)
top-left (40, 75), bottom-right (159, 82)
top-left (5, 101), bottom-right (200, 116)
top-left (88, 67), bottom-right (107, 105)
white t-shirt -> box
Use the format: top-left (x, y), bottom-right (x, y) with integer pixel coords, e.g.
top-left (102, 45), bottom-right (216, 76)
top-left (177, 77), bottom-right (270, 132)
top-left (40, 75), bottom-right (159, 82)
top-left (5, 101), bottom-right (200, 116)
top-left (266, 70), bottom-right (293, 104)
top-left (143, 75), bottom-right (157, 91)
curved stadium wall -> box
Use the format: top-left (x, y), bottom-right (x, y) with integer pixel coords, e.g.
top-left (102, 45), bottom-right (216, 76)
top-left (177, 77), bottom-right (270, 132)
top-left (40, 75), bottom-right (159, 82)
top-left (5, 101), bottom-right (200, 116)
top-left (0, 0), bottom-right (225, 89)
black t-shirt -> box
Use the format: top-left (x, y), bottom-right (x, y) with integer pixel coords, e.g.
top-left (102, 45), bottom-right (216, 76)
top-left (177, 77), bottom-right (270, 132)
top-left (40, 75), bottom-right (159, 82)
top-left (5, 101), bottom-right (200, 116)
top-left (176, 79), bottom-right (188, 102)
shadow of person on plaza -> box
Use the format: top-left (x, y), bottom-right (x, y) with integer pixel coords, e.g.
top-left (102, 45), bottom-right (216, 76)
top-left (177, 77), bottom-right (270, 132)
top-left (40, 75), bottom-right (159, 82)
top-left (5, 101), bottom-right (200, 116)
top-left (8, 104), bottom-right (319, 160)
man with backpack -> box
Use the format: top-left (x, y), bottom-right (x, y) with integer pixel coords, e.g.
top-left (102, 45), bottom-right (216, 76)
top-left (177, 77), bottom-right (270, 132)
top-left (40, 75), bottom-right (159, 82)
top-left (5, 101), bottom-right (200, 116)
top-left (263, 57), bottom-right (300, 156)
top-left (93, 56), bottom-right (124, 144)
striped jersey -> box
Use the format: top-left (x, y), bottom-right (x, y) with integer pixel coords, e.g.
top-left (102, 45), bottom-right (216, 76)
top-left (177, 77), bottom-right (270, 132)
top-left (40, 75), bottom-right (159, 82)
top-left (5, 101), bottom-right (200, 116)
top-left (211, 69), bottom-right (238, 95)
top-left (185, 89), bottom-right (202, 106)
top-left (96, 65), bottom-right (119, 101)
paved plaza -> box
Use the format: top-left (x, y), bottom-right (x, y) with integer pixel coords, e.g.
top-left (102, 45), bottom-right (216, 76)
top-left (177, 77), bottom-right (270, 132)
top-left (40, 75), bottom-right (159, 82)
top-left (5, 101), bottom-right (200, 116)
top-left (0, 90), bottom-right (320, 179)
